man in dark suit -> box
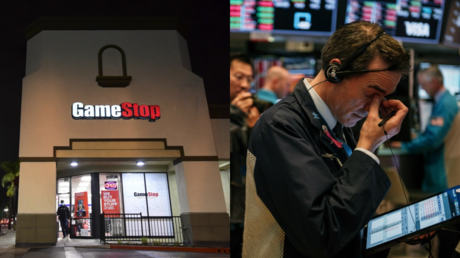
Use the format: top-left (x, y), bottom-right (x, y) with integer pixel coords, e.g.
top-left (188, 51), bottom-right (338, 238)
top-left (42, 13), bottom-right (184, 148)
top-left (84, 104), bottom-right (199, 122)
top-left (242, 21), bottom-right (411, 258)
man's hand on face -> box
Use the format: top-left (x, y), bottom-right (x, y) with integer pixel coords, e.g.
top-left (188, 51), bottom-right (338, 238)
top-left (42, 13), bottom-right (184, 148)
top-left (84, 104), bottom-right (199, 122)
top-left (231, 91), bottom-right (254, 114)
top-left (357, 95), bottom-right (408, 153)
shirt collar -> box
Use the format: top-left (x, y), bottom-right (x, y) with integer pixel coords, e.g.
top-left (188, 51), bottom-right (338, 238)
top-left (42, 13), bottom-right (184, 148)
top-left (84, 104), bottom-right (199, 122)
top-left (303, 78), bottom-right (337, 130)
top-left (434, 88), bottom-right (446, 103)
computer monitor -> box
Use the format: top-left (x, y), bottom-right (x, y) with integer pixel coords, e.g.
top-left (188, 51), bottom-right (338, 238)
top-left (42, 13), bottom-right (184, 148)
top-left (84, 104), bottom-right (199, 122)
top-left (442, 0), bottom-right (460, 48)
top-left (230, 0), bottom-right (338, 36)
top-left (344, 0), bottom-right (446, 44)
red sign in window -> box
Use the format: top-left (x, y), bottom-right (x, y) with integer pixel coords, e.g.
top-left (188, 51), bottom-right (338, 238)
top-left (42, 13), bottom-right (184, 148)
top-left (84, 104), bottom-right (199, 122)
top-left (105, 181), bottom-right (117, 190)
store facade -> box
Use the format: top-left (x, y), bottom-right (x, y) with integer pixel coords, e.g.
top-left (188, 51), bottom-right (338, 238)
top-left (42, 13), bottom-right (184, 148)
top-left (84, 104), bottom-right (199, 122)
top-left (16, 18), bottom-right (229, 247)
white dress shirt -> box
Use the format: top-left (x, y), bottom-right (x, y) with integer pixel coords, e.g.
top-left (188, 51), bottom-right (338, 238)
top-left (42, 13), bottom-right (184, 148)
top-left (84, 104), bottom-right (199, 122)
top-left (304, 78), bottom-right (380, 164)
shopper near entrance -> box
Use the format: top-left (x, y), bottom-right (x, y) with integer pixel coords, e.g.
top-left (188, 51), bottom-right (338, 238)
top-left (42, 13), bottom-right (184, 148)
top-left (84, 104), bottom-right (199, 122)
top-left (256, 66), bottom-right (291, 104)
top-left (242, 21), bottom-right (410, 258)
top-left (57, 200), bottom-right (71, 239)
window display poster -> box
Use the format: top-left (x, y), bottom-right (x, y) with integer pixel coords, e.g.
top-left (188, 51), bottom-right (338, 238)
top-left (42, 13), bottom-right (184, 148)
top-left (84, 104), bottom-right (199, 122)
top-left (74, 192), bottom-right (89, 218)
top-left (122, 173), bottom-right (148, 215)
top-left (145, 173), bottom-right (172, 216)
top-left (101, 190), bottom-right (120, 215)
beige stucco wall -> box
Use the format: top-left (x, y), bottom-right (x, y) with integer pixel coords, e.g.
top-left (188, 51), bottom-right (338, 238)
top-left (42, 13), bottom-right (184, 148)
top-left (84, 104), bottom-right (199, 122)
top-left (20, 30), bottom-right (216, 158)
top-left (18, 162), bottom-right (57, 213)
top-left (175, 161), bottom-right (227, 213)
top-left (168, 172), bottom-right (181, 216)
top-left (211, 119), bottom-right (230, 160)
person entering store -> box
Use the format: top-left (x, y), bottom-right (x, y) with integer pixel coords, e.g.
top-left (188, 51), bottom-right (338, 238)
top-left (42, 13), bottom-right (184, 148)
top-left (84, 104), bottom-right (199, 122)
top-left (57, 200), bottom-right (71, 239)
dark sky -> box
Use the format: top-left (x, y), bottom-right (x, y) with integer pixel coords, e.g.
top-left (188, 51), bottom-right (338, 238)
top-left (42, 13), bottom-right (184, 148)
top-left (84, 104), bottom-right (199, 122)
top-left (0, 0), bottom-right (228, 166)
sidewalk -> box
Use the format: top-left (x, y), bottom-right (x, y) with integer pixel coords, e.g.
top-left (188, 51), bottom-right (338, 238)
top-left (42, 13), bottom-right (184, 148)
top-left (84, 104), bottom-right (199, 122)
top-left (0, 230), bottom-right (229, 258)
top-left (0, 229), bottom-right (29, 258)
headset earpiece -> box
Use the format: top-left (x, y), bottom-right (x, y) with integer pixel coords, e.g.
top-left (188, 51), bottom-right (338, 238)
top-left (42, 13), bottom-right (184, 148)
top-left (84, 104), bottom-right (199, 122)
top-left (325, 63), bottom-right (342, 83)
top-left (324, 32), bottom-right (388, 84)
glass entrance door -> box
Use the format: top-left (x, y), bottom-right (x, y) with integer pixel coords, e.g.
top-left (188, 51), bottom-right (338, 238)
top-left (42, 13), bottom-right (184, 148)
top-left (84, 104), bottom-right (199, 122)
top-left (57, 178), bottom-right (70, 238)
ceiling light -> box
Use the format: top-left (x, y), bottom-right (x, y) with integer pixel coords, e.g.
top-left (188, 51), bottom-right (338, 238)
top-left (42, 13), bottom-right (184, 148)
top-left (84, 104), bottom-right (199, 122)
top-left (71, 162), bottom-right (78, 167)
top-left (137, 161), bottom-right (145, 166)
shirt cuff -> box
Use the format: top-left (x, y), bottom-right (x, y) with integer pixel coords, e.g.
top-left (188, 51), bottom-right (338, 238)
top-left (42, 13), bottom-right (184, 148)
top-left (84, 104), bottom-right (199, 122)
top-left (354, 147), bottom-right (380, 165)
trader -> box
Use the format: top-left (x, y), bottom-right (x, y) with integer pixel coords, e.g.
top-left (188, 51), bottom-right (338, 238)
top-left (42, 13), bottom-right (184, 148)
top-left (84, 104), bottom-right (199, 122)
top-left (391, 65), bottom-right (459, 194)
top-left (242, 21), bottom-right (410, 258)
top-left (257, 66), bottom-right (291, 104)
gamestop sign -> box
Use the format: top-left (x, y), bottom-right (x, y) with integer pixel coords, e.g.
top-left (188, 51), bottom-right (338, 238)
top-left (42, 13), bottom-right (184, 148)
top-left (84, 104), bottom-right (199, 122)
top-left (72, 102), bottom-right (160, 122)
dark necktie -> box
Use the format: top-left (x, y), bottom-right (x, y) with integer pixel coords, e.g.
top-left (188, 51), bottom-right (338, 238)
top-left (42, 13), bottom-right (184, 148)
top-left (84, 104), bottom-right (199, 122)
top-left (333, 123), bottom-right (352, 157)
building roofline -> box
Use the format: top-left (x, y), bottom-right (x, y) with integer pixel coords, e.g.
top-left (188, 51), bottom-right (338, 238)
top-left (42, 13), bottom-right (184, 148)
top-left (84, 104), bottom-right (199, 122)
top-left (25, 16), bottom-right (186, 40)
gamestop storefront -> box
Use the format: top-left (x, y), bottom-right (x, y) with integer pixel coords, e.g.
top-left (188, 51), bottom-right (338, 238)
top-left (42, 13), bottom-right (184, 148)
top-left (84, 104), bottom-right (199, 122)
top-left (56, 172), bottom-right (174, 238)
top-left (17, 18), bottom-right (229, 247)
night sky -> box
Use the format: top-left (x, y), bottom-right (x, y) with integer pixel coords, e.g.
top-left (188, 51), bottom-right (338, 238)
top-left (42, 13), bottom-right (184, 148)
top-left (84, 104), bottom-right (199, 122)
top-left (0, 0), bottom-right (228, 205)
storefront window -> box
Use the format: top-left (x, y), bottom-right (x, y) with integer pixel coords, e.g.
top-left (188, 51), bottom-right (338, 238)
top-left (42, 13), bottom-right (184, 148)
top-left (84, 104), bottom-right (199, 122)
top-left (121, 173), bottom-right (172, 216)
top-left (122, 173), bottom-right (147, 215)
top-left (71, 175), bottom-right (92, 237)
top-left (57, 178), bottom-right (70, 194)
top-left (121, 173), bottom-right (173, 237)
top-left (145, 173), bottom-right (172, 216)
top-left (99, 173), bottom-right (123, 215)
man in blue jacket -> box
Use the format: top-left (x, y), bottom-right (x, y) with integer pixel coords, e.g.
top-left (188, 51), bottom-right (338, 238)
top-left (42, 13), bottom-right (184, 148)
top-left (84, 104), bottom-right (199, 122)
top-left (242, 21), bottom-right (410, 258)
top-left (257, 66), bottom-right (291, 104)
top-left (391, 66), bottom-right (459, 194)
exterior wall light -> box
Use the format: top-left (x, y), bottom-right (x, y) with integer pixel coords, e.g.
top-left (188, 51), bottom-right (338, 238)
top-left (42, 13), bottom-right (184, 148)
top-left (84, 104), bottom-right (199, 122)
top-left (71, 162), bottom-right (78, 167)
top-left (136, 161), bottom-right (145, 166)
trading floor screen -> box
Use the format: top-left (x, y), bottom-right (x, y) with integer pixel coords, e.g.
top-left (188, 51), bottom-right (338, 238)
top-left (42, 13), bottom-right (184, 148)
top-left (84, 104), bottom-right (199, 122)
top-left (367, 187), bottom-right (460, 249)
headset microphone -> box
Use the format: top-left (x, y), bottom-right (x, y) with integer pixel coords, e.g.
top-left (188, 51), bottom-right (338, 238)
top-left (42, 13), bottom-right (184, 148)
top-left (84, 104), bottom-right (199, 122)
top-left (325, 32), bottom-right (394, 83)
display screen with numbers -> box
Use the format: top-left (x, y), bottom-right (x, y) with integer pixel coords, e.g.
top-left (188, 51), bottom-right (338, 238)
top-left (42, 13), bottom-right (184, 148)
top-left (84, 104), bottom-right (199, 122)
top-left (230, 0), bottom-right (338, 36)
top-left (365, 185), bottom-right (460, 254)
top-left (345, 0), bottom-right (446, 44)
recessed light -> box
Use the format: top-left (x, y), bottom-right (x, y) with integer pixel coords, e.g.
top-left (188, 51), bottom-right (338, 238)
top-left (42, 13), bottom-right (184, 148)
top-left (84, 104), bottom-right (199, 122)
top-left (71, 162), bottom-right (78, 167)
top-left (136, 161), bottom-right (145, 166)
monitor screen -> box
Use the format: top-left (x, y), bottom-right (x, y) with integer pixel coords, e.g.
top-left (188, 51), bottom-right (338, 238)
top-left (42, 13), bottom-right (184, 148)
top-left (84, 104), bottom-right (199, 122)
top-left (345, 0), bottom-right (445, 44)
top-left (418, 63), bottom-right (460, 99)
top-left (230, 0), bottom-right (338, 36)
top-left (442, 0), bottom-right (460, 47)
top-left (366, 186), bottom-right (460, 251)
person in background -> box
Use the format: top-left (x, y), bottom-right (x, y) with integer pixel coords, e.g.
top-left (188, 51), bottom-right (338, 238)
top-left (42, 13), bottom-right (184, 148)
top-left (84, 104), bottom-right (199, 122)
top-left (243, 21), bottom-right (410, 258)
top-left (391, 65), bottom-right (459, 258)
top-left (230, 53), bottom-right (275, 257)
top-left (230, 53), bottom-right (258, 258)
top-left (257, 66), bottom-right (291, 104)
top-left (391, 66), bottom-right (459, 194)
top-left (56, 200), bottom-right (71, 239)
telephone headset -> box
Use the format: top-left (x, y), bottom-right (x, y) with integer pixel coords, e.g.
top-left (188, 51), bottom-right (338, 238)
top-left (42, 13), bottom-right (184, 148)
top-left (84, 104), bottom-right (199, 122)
top-left (308, 32), bottom-right (396, 91)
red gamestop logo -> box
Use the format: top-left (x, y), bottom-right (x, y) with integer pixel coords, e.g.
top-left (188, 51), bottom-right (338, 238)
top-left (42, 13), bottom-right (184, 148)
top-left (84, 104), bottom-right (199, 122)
top-left (72, 102), bottom-right (161, 122)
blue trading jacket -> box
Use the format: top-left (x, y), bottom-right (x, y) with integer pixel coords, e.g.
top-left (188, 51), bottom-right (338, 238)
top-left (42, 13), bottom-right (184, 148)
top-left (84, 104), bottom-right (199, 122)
top-left (402, 90), bottom-right (459, 193)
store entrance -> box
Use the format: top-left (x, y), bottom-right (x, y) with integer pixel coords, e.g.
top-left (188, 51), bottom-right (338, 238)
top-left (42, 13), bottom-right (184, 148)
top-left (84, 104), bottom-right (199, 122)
top-left (57, 175), bottom-right (93, 238)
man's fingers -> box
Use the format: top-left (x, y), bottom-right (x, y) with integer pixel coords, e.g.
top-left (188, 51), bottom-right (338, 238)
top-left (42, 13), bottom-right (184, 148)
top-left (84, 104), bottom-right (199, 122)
top-left (368, 95), bottom-right (383, 118)
top-left (232, 92), bottom-right (252, 105)
top-left (380, 99), bottom-right (408, 128)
